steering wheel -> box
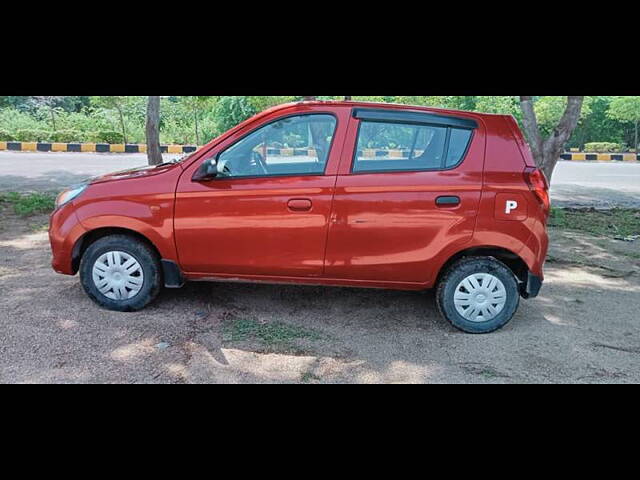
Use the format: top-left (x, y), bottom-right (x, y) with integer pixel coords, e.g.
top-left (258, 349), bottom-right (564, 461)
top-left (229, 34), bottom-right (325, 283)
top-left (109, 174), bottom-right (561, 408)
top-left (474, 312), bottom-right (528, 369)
top-left (252, 151), bottom-right (269, 175)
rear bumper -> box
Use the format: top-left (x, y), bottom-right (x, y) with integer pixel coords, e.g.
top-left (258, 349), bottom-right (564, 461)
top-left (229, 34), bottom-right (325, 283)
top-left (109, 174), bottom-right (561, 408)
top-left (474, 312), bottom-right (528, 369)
top-left (521, 271), bottom-right (543, 299)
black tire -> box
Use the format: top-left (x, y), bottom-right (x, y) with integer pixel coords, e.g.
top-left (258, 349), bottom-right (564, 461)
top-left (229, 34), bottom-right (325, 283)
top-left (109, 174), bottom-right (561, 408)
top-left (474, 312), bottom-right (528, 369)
top-left (79, 234), bottom-right (162, 312)
top-left (436, 256), bottom-right (519, 334)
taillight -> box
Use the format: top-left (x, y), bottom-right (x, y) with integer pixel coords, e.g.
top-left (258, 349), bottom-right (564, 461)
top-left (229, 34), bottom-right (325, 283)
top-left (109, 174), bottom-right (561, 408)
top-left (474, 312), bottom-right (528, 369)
top-left (524, 167), bottom-right (550, 214)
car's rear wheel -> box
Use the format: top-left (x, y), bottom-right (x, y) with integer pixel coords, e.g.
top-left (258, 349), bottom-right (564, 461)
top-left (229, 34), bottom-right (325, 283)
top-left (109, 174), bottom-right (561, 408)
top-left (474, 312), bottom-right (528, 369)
top-left (436, 257), bottom-right (519, 334)
top-left (79, 234), bottom-right (161, 311)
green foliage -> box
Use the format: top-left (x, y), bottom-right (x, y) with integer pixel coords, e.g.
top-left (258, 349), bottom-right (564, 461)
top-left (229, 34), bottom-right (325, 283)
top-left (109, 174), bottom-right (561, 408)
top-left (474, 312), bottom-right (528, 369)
top-left (14, 129), bottom-right (52, 142)
top-left (607, 96), bottom-right (640, 150)
top-left (607, 96), bottom-right (640, 124)
top-left (584, 142), bottom-right (624, 153)
top-left (214, 96), bottom-right (257, 132)
top-left (534, 96), bottom-right (593, 135)
top-left (0, 96), bottom-right (636, 150)
top-left (475, 96), bottom-right (520, 117)
top-left (0, 129), bottom-right (16, 141)
top-left (0, 192), bottom-right (56, 216)
top-left (568, 96), bottom-right (624, 149)
top-left (87, 130), bottom-right (125, 144)
top-left (48, 129), bottom-right (84, 143)
top-left (247, 96), bottom-right (296, 112)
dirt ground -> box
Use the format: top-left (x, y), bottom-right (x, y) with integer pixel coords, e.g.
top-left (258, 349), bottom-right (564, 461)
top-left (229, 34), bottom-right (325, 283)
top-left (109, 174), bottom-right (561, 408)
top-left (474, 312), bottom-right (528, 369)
top-left (1, 209), bottom-right (640, 384)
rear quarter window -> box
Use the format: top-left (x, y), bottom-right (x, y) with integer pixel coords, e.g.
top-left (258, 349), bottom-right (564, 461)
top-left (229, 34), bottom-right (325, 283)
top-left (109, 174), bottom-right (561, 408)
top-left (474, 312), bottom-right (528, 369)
top-left (445, 128), bottom-right (473, 168)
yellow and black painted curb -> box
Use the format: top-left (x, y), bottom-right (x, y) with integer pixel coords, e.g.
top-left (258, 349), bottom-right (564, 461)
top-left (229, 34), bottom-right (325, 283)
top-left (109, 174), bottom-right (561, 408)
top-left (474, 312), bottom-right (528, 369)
top-left (0, 141), bottom-right (638, 162)
top-left (0, 142), bottom-right (198, 154)
top-left (560, 152), bottom-right (639, 162)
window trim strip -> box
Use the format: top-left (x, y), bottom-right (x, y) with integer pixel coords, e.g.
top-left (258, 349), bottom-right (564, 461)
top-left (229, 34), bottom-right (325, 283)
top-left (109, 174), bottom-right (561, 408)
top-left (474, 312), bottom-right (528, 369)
top-left (352, 108), bottom-right (478, 130)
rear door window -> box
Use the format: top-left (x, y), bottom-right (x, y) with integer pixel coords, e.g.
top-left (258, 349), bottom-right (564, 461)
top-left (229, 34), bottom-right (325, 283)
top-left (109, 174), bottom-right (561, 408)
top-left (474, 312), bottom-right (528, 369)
top-left (353, 120), bottom-right (473, 173)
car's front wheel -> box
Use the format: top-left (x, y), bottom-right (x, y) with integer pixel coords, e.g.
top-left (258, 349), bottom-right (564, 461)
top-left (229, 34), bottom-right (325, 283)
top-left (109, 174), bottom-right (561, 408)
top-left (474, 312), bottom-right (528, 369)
top-left (436, 257), bottom-right (519, 334)
top-left (79, 234), bottom-right (162, 312)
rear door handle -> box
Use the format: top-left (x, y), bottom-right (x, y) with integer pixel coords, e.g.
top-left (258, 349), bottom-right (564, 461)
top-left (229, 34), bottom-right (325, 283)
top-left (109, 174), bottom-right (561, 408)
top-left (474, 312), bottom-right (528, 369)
top-left (436, 196), bottom-right (461, 207)
top-left (288, 198), bottom-right (312, 212)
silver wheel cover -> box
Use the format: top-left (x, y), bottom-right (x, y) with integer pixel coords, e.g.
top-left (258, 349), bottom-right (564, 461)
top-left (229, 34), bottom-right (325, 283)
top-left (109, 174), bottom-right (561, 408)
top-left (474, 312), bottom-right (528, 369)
top-left (453, 273), bottom-right (507, 323)
top-left (92, 251), bottom-right (144, 301)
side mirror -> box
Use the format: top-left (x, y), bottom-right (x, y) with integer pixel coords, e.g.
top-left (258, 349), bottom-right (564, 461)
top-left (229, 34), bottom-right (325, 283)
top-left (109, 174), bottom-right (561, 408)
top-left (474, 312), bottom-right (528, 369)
top-left (192, 158), bottom-right (218, 182)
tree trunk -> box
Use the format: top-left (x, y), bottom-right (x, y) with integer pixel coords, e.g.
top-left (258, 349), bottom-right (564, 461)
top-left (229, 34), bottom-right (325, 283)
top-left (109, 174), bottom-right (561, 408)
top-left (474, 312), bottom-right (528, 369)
top-left (302, 96), bottom-right (316, 101)
top-left (146, 96), bottom-right (163, 166)
top-left (50, 107), bottom-right (57, 131)
top-left (116, 105), bottom-right (128, 144)
top-left (519, 96), bottom-right (584, 182)
top-left (194, 107), bottom-right (200, 145)
top-left (635, 119), bottom-right (638, 153)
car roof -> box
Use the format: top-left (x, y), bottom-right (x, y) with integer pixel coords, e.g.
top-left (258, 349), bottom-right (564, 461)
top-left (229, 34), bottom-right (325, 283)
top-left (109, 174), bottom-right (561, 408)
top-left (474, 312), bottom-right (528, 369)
top-left (266, 100), bottom-right (508, 119)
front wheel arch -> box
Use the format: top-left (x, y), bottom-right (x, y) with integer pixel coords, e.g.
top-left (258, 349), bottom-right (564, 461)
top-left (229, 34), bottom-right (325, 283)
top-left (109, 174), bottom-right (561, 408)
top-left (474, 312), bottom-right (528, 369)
top-left (72, 227), bottom-right (162, 275)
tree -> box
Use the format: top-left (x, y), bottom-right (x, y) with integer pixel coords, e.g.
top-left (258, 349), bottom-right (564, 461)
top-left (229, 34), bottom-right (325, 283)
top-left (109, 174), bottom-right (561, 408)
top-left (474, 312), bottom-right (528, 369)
top-left (31, 96), bottom-right (64, 130)
top-left (215, 96), bottom-right (257, 132)
top-left (248, 96), bottom-right (296, 112)
top-left (180, 96), bottom-right (214, 145)
top-left (607, 96), bottom-right (640, 152)
top-left (91, 96), bottom-right (129, 144)
top-left (519, 96), bottom-right (584, 181)
top-left (146, 96), bottom-right (162, 166)
top-left (533, 96), bottom-right (592, 136)
top-left (0, 96), bottom-right (30, 109)
top-left (475, 96), bottom-right (520, 117)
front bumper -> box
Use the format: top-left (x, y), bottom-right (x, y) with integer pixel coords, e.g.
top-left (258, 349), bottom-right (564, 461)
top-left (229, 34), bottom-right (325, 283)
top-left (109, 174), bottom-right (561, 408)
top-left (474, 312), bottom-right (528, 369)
top-left (521, 271), bottom-right (543, 299)
top-left (49, 203), bottom-right (87, 275)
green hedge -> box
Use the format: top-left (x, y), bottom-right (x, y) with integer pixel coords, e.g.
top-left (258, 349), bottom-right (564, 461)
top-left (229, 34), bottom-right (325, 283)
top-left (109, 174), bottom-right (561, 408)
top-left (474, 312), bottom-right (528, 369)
top-left (1, 129), bottom-right (126, 143)
top-left (583, 142), bottom-right (625, 153)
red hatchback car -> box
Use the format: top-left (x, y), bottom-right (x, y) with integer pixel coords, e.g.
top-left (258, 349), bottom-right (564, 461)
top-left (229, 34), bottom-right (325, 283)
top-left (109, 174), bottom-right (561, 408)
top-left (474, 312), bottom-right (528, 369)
top-left (49, 101), bottom-right (549, 333)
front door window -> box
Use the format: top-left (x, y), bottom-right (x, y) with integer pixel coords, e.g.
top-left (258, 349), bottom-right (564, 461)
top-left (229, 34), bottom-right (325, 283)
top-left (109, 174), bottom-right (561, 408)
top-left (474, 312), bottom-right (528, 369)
top-left (214, 114), bottom-right (337, 178)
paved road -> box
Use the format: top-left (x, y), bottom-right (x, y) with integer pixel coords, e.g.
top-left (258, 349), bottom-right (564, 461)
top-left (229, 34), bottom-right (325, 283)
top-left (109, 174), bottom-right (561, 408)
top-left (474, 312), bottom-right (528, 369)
top-left (1, 151), bottom-right (639, 207)
top-left (0, 152), bottom-right (174, 192)
top-left (552, 161), bottom-right (640, 208)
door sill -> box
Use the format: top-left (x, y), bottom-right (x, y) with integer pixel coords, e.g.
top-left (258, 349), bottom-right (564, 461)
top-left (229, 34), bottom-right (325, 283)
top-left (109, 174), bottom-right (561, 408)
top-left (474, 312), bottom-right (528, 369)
top-left (184, 271), bottom-right (428, 291)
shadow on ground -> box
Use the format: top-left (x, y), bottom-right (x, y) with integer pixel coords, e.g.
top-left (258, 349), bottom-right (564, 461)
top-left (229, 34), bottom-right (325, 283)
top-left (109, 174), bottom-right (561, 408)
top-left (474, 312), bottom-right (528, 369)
top-left (551, 185), bottom-right (640, 208)
top-left (0, 172), bottom-right (97, 193)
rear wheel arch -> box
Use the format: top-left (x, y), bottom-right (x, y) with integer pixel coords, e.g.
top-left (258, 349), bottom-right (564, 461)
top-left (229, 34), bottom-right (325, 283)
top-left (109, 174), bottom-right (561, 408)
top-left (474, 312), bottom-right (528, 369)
top-left (435, 246), bottom-right (529, 287)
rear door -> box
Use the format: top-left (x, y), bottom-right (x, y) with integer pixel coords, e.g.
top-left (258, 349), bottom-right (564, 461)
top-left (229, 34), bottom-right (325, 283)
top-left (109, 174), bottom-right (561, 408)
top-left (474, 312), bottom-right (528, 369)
top-left (323, 108), bottom-right (486, 285)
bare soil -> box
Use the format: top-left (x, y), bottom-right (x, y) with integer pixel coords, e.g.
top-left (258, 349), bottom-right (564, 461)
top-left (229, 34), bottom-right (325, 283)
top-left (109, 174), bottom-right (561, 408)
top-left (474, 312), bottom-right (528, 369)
top-left (1, 208), bottom-right (640, 383)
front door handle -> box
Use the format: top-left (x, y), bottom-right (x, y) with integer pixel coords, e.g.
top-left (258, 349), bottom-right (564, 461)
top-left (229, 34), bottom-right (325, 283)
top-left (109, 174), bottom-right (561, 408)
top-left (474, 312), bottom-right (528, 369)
top-left (436, 196), bottom-right (461, 207)
top-left (288, 198), bottom-right (312, 212)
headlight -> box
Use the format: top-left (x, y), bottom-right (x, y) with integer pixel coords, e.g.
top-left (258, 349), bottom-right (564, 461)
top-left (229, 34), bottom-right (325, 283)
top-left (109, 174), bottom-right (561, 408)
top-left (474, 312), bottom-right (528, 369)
top-left (55, 184), bottom-right (88, 209)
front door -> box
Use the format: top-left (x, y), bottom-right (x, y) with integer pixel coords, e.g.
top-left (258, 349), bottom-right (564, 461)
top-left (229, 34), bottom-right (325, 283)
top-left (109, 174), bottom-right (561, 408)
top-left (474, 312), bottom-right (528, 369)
top-left (174, 112), bottom-right (342, 277)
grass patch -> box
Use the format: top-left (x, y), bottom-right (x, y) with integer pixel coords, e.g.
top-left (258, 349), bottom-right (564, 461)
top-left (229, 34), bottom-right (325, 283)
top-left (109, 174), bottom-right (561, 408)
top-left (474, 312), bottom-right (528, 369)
top-left (549, 207), bottom-right (640, 238)
top-left (301, 371), bottom-right (321, 383)
top-left (0, 192), bottom-right (56, 216)
top-left (223, 317), bottom-right (323, 349)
